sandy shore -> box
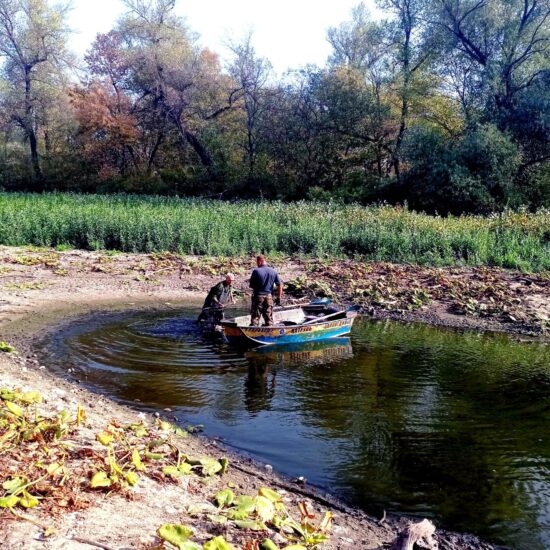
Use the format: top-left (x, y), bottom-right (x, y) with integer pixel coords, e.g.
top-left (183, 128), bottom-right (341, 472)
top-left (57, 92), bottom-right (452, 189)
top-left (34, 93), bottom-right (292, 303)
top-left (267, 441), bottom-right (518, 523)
top-left (1, 245), bottom-right (537, 549)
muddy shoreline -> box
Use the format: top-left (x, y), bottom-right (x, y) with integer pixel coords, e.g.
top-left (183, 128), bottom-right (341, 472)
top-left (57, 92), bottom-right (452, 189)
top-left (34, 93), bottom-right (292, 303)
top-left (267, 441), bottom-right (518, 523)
top-left (2, 245), bottom-right (544, 549)
top-left (1, 298), bottom-right (501, 550)
top-left (0, 245), bottom-right (548, 339)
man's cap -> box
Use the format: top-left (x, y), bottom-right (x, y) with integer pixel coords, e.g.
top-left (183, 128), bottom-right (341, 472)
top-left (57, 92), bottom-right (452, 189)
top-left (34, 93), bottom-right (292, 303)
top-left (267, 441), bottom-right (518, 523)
top-left (226, 273), bottom-right (235, 280)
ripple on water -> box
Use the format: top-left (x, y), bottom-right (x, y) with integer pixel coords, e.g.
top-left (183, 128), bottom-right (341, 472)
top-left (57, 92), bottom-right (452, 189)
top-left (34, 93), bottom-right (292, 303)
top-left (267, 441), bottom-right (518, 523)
top-left (47, 311), bottom-right (550, 550)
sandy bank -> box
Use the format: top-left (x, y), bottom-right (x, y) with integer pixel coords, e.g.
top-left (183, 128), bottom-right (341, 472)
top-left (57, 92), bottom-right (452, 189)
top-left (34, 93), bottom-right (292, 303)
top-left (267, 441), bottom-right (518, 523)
top-left (0, 245), bottom-right (533, 549)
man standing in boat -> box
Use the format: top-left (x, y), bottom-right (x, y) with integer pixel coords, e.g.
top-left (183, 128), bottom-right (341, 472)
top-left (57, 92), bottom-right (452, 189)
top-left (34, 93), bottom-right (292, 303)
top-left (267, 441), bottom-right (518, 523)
top-left (249, 255), bottom-right (283, 326)
top-left (198, 273), bottom-right (235, 322)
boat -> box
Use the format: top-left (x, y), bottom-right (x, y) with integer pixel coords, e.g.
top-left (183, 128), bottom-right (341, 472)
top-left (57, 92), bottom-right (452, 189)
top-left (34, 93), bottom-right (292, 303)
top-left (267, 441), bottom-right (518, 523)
top-left (221, 299), bottom-right (359, 347)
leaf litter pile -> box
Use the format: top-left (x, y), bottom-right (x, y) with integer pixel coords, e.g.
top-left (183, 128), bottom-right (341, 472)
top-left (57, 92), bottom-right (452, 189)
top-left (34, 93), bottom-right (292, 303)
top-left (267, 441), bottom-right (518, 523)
top-left (0, 386), bottom-right (334, 549)
top-left (288, 261), bottom-right (550, 333)
top-left (1, 245), bottom-right (548, 336)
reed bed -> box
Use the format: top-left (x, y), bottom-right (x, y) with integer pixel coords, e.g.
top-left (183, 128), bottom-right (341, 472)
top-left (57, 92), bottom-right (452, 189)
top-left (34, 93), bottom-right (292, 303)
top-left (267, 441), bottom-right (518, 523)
top-left (0, 193), bottom-right (548, 271)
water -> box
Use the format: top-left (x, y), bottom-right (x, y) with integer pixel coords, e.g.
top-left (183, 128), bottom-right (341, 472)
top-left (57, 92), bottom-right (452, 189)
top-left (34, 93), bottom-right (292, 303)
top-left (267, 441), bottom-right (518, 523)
top-left (46, 309), bottom-right (550, 549)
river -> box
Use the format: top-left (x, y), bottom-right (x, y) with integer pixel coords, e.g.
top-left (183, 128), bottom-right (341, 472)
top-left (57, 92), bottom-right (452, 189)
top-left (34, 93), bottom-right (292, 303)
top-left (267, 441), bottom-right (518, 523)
top-left (46, 309), bottom-right (550, 549)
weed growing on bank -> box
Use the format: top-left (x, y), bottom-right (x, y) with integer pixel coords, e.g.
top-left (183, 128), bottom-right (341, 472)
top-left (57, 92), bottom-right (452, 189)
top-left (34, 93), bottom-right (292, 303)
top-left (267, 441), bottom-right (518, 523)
top-left (0, 193), bottom-right (548, 271)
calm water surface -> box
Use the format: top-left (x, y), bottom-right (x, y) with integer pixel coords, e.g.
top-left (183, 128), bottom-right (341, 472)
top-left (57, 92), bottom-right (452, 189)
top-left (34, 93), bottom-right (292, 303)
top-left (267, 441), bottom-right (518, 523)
top-left (47, 309), bottom-right (550, 549)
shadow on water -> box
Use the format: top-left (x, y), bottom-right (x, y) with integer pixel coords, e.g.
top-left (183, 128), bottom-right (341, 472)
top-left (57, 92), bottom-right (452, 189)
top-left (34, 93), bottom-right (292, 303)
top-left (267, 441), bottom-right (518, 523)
top-left (46, 308), bottom-right (550, 550)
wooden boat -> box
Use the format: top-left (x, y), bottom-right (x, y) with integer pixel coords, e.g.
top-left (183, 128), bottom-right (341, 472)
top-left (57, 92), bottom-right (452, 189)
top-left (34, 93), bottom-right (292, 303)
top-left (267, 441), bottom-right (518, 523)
top-left (221, 300), bottom-right (359, 347)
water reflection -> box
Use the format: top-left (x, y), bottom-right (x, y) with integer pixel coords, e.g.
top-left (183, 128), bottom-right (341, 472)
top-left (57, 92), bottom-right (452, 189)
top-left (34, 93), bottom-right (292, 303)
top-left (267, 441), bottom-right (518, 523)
top-left (243, 340), bottom-right (353, 414)
top-left (46, 310), bottom-right (550, 549)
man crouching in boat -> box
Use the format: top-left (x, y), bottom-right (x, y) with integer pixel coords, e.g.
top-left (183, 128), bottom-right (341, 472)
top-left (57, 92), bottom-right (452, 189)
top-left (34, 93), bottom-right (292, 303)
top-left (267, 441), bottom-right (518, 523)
top-left (249, 255), bottom-right (283, 326)
top-left (198, 273), bottom-right (235, 323)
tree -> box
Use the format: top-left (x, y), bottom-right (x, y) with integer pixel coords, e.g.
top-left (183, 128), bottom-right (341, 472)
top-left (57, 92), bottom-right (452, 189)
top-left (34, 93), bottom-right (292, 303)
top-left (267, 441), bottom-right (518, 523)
top-left (432, 1), bottom-right (550, 146)
top-left (117, 0), bottom-right (244, 177)
top-left (378, 0), bottom-right (434, 179)
top-left (71, 81), bottom-right (139, 180)
top-left (327, 1), bottom-right (438, 180)
top-left (0, 0), bottom-right (70, 187)
top-left (228, 32), bottom-right (272, 185)
top-left (434, 0), bottom-right (549, 109)
top-left (82, 30), bottom-right (166, 177)
top-left (327, 5), bottom-right (395, 177)
top-left (402, 123), bottom-right (522, 213)
top-left (328, 2), bottom-right (386, 71)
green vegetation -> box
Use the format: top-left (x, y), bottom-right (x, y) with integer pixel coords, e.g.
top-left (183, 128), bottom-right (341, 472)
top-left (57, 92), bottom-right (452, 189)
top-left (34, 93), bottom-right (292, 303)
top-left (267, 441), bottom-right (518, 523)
top-left (0, 193), bottom-right (548, 271)
top-left (157, 484), bottom-right (332, 549)
top-left (0, 341), bottom-right (15, 353)
top-left (0, 1), bottom-right (548, 215)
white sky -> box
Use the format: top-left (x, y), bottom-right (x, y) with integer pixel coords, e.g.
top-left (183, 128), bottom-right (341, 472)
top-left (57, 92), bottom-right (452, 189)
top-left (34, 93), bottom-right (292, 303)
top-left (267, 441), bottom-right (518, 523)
top-left (67, 0), bottom-right (381, 74)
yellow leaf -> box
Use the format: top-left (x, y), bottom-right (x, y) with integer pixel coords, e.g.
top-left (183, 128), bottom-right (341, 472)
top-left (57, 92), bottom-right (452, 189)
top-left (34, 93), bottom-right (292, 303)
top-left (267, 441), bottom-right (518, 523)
top-left (47, 462), bottom-right (63, 477)
top-left (124, 471), bottom-right (139, 486)
top-left (97, 432), bottom-right (114, 446)
top-left (259, 487), bottom-right (282, 503)
top-left (158, 524), bottom-right (194, 549)
top-left (90, 471), bottom-right (112, 488)
top-left (20, 391), bottom-right (42, 404)
top-left (0, 495), bottom-right (19, 508)
top-left (19, 491), bottom-right (39, 509)
top-left (76, 405), bottom-right (86, 426)
top-left (131, 449), bottom-right (146, 471)
top-left (255, 495), bottom-right (275, 523)
top-left (319, 511), bottom-right (333, 532)
top-left (6, 401), bottom-right (23, 417)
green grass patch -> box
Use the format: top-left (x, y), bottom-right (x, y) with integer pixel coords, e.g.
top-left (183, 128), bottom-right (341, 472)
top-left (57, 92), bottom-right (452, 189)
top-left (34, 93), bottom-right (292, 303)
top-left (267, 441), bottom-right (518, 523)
top-left (0, 341), bottom-right (15, 353)
top-left (0, 193), bottom-right (548, 271)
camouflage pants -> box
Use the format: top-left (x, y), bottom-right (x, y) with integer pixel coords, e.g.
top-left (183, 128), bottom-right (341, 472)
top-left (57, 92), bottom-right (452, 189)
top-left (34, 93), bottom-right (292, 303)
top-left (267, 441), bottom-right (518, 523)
top-left (250, 294), bottom-right (273, 326)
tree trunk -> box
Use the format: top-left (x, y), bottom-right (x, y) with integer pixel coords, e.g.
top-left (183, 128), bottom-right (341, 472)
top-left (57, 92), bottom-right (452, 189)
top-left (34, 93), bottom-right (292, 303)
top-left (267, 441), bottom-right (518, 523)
top-left (147, 132), bottom-right (164, 175)
top-left (28, 130), bottom-right (42, 184)
top-left (169, 110), bottom-right (215, 171)
top-left (25, 70), bottom-right (42, 187)
top-left (392, 4), bottom-right (413, 182)
top-left (393, 47), bottom-right (410, 181)
top-left (184, 129), bottom-right (213, 168)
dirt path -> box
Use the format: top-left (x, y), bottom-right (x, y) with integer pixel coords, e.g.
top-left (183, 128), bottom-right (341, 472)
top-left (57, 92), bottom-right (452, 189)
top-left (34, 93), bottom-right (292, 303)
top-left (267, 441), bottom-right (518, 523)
top-left (0, 245), bottom-right (539, 549)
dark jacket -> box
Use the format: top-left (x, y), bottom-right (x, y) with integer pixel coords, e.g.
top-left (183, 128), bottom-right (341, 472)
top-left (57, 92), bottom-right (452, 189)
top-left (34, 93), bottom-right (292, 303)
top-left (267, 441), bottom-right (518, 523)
top-left (249, 265), bottom-right (281, 296)
top-left (202, 281), bottom-right (232, 308)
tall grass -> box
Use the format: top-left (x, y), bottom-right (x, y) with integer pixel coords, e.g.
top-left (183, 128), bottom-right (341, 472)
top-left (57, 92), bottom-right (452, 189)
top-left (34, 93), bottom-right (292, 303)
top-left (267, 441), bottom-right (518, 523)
top-left (0, 193), bottom-right (548, 271)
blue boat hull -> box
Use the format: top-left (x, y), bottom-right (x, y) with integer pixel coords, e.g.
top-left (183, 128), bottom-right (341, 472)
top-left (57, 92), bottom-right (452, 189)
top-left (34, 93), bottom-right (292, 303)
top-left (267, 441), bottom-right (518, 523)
top-left (223, 316), bottom-right (355, 347)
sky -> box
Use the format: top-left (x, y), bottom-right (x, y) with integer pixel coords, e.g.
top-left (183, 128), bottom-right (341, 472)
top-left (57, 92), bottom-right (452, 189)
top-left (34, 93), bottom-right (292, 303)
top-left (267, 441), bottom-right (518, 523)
top-left (67, 0), bottom-right (381, 74)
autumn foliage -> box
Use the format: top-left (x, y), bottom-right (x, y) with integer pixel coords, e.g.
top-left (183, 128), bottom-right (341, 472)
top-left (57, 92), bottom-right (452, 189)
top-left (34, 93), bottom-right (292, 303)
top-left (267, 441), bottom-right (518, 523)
top-left (0, 0), bottom-right (548, 214)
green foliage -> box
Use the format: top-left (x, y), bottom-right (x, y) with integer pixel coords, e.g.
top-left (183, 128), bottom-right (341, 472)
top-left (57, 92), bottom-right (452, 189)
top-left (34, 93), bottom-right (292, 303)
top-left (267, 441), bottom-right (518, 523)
top-left (0, 193), bottom-right (547, 271)
top-left (402, 124), bottom-right (523, 214)
top-left (157, 524), bottom-right (195, 549)
top-left (194, 487), bottom-right (332, 549)
top-left (0, 342), bottom-right (15, 353)
top-left (0, 0), bottom-right (548, 215)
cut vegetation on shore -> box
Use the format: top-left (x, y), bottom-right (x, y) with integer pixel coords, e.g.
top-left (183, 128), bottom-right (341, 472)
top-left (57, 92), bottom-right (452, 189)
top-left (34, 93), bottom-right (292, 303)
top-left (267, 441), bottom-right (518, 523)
top-left (0, 283), bottom-right (497, 550)
top-left (0, 246), bottom-right (548, 336)
top-left (0, 193), bottom-right (548, 271)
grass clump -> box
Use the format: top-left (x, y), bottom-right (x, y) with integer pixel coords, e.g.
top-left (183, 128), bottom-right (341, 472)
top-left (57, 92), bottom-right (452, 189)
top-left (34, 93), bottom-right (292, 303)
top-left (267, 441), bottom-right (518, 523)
top-left (0, 341), bottom-right (15, 353)
top-left (0, 193), bottom-right (548, 271)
